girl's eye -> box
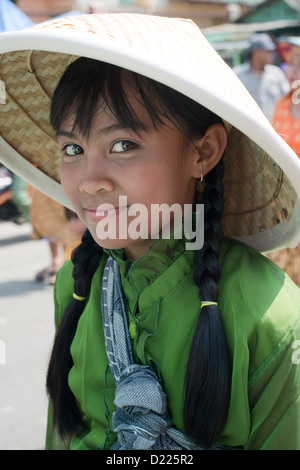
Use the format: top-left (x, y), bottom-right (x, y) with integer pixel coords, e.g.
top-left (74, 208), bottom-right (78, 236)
top-left (111, 140), bottom-right (138, 153)
top-left (61, 143), bottom-right (83, 156)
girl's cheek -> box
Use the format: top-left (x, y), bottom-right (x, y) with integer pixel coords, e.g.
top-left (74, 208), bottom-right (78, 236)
top-left (60, 169), bottom-right (75, 197)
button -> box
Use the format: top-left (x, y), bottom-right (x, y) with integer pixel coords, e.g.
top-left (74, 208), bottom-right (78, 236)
top-left (129, 321), bottom-right (136, 339)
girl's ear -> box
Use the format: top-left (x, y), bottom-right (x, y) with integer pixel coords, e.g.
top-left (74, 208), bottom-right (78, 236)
top-left (191, 123), bottom-right (228, 178)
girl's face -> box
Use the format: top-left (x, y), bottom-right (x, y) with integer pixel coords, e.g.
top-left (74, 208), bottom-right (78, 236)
top-left (57, 95), bottom-right (199, 260)
top-left (285, 52), bottom-right (300, 86)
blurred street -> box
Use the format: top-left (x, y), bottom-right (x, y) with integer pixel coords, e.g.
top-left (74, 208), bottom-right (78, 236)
top-left (0, 220), bottom-right (55, 450)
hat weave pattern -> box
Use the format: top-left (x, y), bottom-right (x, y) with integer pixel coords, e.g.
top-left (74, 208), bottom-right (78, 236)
top-left (0, 49), bottom-right (74, 183)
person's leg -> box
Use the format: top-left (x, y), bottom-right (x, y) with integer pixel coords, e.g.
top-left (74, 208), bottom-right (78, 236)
top-left (36, 240), bottom-right (64, 284)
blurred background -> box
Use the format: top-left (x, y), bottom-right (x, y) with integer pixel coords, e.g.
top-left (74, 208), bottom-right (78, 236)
top-left (10, 0), bottom-right (300, 67)
top-left (0, 0), bottom-right (300, 451)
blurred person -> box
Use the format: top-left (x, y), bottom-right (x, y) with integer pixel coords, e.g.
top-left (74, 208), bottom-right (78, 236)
top-left (234, 33), bottom-right (289, 120)
top-left (64, 208), bottom-right (86, 261)
top-left (31, 189), bottom-right (79, 285)
top-left (11, 173), bottom-right (31, 223)
top-left (0, 165), bottom-right (13, 213)
top-left (266, 37), bottom-right (300, 287)
top-left (272, 37), bottom-right (300, 156)
top-left (0, 166), bottom-right (29, 224)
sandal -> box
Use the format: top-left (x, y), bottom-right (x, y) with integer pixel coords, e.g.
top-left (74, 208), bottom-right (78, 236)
top-left (47, 272), bottom-right (57, 286)
top-left (35, 266), bottom-right (58, 282)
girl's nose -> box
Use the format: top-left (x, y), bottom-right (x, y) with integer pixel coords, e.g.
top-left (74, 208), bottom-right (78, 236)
top-left (79, 163), bottom-right (115, 195)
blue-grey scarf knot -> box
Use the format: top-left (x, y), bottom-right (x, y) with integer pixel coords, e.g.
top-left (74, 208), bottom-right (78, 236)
top-left (101, 256), bottom-right (199, 450)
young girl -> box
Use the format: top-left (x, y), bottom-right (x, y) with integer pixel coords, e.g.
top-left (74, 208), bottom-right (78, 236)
top-left (0, 14), bottom-right (299, 451)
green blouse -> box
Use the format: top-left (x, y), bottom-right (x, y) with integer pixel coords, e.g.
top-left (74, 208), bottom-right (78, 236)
top-left (46, 236), bottom-right (300, 450)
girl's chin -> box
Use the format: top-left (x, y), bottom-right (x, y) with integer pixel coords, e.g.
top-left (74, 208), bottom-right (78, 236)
top-left (89, 230), bottom-right (155, 260)
top-left (90, 234), bottom-right (146, 250)
top-left (92, 238), bottom-right (129, 250)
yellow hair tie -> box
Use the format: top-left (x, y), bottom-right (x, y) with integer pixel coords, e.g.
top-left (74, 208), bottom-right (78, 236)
top-left (73, 293), bottom-right (86, 301)
top-left (201, 301), bottom-right (218, 309)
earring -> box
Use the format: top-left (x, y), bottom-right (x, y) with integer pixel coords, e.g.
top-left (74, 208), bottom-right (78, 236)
top-left (198, 159), bottom-right (204, 184)
top-left (198, 173), bottom-right (204, 184)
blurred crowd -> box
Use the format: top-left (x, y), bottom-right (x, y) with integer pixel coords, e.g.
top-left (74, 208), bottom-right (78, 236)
top-left (1, 31), bottom-right (300, 286)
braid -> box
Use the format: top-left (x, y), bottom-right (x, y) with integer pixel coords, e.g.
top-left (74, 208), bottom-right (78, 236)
top-left (195, 158), bottom-right (224, 300)
top-left (184, 159), bottom-right (231, 448)
top-left (46, 229), bottom-right (102, 440)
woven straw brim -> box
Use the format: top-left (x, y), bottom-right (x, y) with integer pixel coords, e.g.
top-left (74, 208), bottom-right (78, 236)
top-left (0, 13), bottom-right (300, 252)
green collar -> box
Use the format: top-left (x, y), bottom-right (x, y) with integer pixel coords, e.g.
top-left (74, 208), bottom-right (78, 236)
top-left (104, 229), bottom-right (196, 362)
top-left (104, 223), bottom-right (196, 296)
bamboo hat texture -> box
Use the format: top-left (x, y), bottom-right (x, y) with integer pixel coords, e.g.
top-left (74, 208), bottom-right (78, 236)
top-left (0, 13), bottom-right (300, 253)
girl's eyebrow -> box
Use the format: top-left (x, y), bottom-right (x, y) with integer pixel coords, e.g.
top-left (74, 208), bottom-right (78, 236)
top-left (56, 129), bottom-right (75, 138)
top-left (96, 123), bottom-right (142, 136)
top-left (56, 122), bottom-right (147, 138)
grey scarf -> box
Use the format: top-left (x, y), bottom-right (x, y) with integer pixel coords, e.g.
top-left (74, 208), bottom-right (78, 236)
top-left (101, 256), bottom-right (234, 450)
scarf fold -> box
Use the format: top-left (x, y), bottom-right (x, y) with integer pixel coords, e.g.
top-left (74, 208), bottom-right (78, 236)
top-left (101, 256), bottom-right (234, 450)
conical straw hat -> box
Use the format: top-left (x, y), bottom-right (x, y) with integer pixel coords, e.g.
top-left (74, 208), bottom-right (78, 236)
top-left (0, 13), bottom-right (300, 252)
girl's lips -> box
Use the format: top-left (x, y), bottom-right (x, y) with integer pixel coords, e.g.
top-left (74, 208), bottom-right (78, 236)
top-left (85, 205), bottom-right (126, 222)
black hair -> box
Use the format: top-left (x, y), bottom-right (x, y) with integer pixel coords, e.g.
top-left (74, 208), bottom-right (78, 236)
top-left (46, 57), bottom-right (231, 448)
